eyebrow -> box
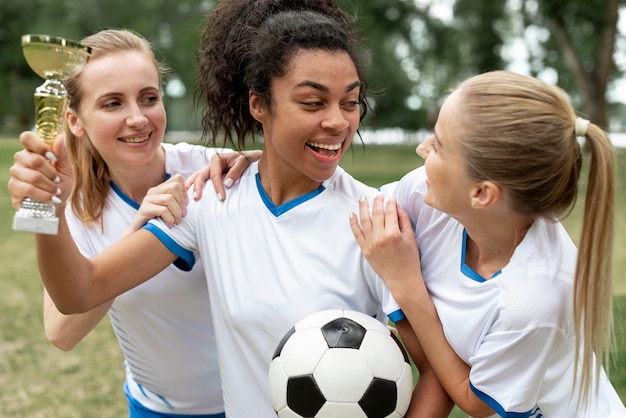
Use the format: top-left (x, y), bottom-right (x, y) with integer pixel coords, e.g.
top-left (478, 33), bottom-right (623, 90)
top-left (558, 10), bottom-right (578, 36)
top-left (295, 80), bottom-right (361, 94)
top-left (95, 86), bottom-right (159, 103)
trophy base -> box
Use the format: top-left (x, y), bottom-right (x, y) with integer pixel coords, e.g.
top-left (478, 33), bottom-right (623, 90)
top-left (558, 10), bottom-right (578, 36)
top-left (13, 212), bottom-right (59, 235)
top-left (13, 199), bottom-right (59, 235)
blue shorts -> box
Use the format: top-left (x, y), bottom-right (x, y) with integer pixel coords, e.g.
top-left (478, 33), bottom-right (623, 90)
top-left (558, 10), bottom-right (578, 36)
top-left (125, 382), bottom-right (225, 418)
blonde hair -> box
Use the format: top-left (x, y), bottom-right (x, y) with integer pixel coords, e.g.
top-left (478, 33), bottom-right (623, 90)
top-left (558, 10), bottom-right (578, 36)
top-left (456, 70), bottom-right (615, 405)
top-left (64, 29), bottom-right (166, 226)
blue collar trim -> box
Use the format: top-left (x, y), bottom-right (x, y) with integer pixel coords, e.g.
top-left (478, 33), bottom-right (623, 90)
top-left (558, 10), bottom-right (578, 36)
top-left (110, 173), bottom-right (171, 210)
top-left (460, 229), bottom-right (502, 282)
top-left (255, 172), bottom-right (325, 217)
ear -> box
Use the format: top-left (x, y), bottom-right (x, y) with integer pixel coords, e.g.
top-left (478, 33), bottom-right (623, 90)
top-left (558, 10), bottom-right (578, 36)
top-left (249, 91), bottom-right (265, 123)
top-left (470, 180), bottom-right (501, 209)
top-left (66, 108), bottom-right (86, 138)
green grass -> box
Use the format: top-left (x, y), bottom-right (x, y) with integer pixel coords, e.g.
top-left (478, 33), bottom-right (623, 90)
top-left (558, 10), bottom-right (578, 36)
top-left (0, 137), bottom-right (624, 417)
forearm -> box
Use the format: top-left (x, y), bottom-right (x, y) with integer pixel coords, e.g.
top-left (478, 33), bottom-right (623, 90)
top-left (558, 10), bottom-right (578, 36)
top-left (36, 214), bottom-right (175, 314)
top-left (43, 288), bottom-right (112, 351)
top-left (407, 367), bottom-right (453, 418)
top-left (395, 320), bottom-right (453, 417)
top-left (35, 211), bottom-right (98, 314)
top-left (396, 276), bottom-right (493, 417)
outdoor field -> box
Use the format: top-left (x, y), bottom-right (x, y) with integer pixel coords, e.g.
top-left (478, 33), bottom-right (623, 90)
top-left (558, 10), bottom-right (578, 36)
top-left (0, 136), bottom-right (624, 417)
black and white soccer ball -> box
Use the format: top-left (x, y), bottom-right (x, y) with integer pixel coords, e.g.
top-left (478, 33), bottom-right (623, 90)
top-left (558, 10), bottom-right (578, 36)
top-left (268, 309), bottom-right (413, 418)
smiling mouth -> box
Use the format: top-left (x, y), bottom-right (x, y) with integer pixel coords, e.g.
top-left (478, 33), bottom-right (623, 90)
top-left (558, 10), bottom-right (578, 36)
top-left (118, 134), bottom-right (150, 143)
top-left (307, 141), bottom-right (341, 158)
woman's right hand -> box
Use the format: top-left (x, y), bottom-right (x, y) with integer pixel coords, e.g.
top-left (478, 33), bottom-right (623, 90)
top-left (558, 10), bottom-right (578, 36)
top-left (121, 174), bottom-right (188, 238)
top-left (7, 131), bottom-right (72, 212)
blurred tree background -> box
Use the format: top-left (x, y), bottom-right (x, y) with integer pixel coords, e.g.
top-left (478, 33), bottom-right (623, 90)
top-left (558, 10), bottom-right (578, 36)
top-left (1, 0), bottom-right (625, 134)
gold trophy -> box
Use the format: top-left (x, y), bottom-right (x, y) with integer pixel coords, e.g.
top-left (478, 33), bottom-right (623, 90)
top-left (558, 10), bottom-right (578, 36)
top-left (13, 34), bottom-right (90, 234)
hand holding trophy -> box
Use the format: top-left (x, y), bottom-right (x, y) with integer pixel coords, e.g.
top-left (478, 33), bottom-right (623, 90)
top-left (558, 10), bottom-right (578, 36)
top-left (13, 34), bottom-right (90, 235)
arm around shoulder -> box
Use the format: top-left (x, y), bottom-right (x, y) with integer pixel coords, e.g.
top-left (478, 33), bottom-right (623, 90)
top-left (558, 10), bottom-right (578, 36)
top-left (39, 223), bottom-right (176, 314)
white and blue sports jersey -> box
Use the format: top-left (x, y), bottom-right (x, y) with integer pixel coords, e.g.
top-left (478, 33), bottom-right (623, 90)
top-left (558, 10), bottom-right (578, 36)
top-left (395, 166), bottom-right (626, 418)
top-left (145, 161), bottom-right (403, 418)
top-left (66, 142), bottom-right (224, 416)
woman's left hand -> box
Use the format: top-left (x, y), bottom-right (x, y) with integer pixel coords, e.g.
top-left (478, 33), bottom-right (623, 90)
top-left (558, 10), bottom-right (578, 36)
top-left (349, 195), bottom-right (423, 294)
top-left (186, 149), bottom-right (262, 201)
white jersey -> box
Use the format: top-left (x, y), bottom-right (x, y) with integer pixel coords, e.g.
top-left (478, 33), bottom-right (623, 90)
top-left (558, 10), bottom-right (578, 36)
top-left (66, 142), bottom-right (224, 416)
top-left (395, 166), bottom-right (626, 418)
top-left (145, 161), bottom-right (403, 418)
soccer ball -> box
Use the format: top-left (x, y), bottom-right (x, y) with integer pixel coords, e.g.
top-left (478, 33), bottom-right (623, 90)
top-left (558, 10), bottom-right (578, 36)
top-left (268, 309), bottom-right (413, 418)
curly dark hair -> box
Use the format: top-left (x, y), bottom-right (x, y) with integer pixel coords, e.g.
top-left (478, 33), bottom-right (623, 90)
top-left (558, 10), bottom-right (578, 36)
top-left (195, 0), bottom-right (370, 149)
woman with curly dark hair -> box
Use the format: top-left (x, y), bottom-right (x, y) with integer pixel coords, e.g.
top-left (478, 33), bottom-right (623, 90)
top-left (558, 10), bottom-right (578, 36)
top-left (10, 1), bottom-right (451, 416)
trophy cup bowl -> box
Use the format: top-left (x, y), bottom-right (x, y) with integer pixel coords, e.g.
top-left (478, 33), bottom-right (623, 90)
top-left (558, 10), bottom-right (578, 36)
top-left (13, 34), bottom-right (91, 235)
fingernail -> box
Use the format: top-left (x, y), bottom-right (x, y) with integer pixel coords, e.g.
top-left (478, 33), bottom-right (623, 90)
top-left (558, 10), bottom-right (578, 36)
top-left (193, 189), bottom-right (197, 199)
top-left (54, 176), bottom-right (61, 184)
top-left (217, 192), bottom-right (223, 201)
top-left (45, 151), bottom-right (58, 162)
top-left (224, 178), bottom-right (234, 188)
top-left (51, 196), bottom-right (62, 204)
top-left (359, 195), bottom-right (366, 202)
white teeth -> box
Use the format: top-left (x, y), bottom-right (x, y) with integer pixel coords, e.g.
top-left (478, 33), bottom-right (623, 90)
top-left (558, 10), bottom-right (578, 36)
top-left (307, 142), bottom-right (341, 150)
top-left (120, 135), bottom-right (149, 143)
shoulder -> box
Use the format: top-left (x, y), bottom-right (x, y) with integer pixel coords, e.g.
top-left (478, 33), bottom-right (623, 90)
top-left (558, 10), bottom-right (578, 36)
top-left (164, 142), bottom-right (227, 176)
top-left (394, 166), bottom-right (431, 221)
top-left (323, 166), bottom-right (380, 202)
top-left (395, 166), bottom-right (427, 200)
top-left (191, 160), bottom-right (258, 205)
top-left (164, 141), bottom-right (215, 160)
top-left (498, 219), bottom-right (576, 330)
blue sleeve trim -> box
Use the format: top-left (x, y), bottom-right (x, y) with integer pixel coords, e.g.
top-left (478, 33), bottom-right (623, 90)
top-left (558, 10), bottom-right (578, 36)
top-left (387, 309), bottom-right (406, 323)
top-left (470, 382), bottom-right (543, 418)
top-left (142, 223), bottom-right (195, 272)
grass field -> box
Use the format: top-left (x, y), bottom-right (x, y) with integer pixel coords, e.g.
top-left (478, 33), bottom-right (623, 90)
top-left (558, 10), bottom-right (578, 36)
top-left (0, 137), bottom-right (624, 417)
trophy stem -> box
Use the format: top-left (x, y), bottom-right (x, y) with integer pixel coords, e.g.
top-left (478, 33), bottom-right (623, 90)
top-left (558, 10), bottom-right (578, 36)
top-left (34, 79), bottom-right (68, 146)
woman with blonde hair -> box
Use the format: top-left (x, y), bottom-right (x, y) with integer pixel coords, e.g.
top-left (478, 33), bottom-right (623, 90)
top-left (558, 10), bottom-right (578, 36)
top-left (351, 70), bottom-right (626, 417)
top-left (9, 29), bottom-right (229, 417)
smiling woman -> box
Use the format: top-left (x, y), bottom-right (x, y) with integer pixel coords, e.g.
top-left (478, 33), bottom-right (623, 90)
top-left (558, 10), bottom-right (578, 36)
top-left (246, 48), bottom-right (362, 192)
top-left (7, 29), bottom-right (227, 418)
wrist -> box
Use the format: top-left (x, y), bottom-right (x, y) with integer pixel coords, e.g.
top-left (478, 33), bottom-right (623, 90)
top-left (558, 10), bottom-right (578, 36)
top-left (391, 272), bottom-right (431, 307)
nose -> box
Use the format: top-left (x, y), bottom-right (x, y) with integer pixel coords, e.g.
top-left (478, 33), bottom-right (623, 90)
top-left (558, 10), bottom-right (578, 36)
top-left (126, 105), bottom-right (148, 128)
top-left (416, 138), bottom-right (430, 159)
top-left (321, 106), bottom-right (350, 132)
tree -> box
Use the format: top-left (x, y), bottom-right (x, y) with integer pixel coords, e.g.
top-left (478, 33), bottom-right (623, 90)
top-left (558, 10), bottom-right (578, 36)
top-left (0, 0), bottom-right (212, 131)
top-left (338, 0), bottom-right (432, 130)
top-left (524, 0), bottom-right (620, 129)
top-left (378, 0), bottom-right (624, 132)
top-left (0, 0), bottom-right (44, 127)
top-left (1, 0), bottom-right (624, 133)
